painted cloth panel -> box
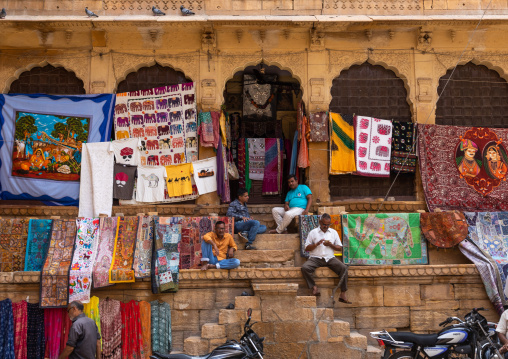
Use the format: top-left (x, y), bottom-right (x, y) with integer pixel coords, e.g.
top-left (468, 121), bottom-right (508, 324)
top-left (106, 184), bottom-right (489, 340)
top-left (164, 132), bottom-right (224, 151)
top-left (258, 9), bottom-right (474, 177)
top-left (24, 219), bottom-right (52, 271)
top-left (150, 300), bottom-right (171, 355)
top-left (262, 138), bottom-right (283, 195)
top-left (0, 218), bottom-right (29, 272)
top-left (26, 302), bottom-right (45, 359)
top-left (299, 215), bottom-right (320, 258)
top-left (40, 219), bottom-right (77, 308)
top-left (120, 300), bottom-right (145, 359)
top-left (99, 298), bottom-right (122, 359)
top-left (390, 121), bottom-right (417, 173)
top-left (0, 299), bottom-right (15, 359)
top-left (133, 215), bottom-right (154, 278)
top-left (69, 218), bottom-right (100, 303)
top-left (0, 94), bottom-right (114, 205)
top-left (309, 112), bottom-right (329, 142)
top-left (109, 216), bottom-right (139, 283)
top-left (12, 300), bottom-right (27, 359)
top-left (93, 217), bottom-right (118, 288)
top-left (342, 213), bottom-right (428, 265)
top-left (420, 211), bottom-right (468, 248)
top-left (329, 113), bottom-right (356, 174)
top-left (354, 116), bottom-right (392, 177)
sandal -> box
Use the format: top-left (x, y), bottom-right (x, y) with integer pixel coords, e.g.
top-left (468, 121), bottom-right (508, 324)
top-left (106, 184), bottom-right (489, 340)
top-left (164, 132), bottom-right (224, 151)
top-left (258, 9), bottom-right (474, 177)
top-left (338, 298), bottom-right (352, 304)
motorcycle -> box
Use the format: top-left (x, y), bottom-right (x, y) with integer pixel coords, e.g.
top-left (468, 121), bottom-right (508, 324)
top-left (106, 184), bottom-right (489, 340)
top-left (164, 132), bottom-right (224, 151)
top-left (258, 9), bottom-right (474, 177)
top-left (370, 308), bottom-right (501, 359)
top-left (150, 308), bottom-right (265, 359)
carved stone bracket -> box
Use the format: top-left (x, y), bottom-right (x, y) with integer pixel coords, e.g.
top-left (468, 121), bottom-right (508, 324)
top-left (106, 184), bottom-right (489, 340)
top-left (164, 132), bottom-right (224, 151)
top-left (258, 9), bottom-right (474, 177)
top-left (310, 28), bottom-right (325, 50)
top-left (201, 79), bottom-right (217, 106)
top-left (201, 27), bottom-right (216, 50)
top-left (417, 28), bottom-right (433, 50)
top-left (310, 78), bottom-right (326, 104)
top-left (417, 78), bottom-right (433, 103)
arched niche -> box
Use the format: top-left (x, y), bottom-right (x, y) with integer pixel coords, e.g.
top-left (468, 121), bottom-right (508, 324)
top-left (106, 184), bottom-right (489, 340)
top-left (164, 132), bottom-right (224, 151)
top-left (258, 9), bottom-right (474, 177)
top-left (116, 63), bottom-right (192, 93)
top-left (436, 62), bottom-right (508, 127)
top-left (9, 64), bottom-right (85, 95)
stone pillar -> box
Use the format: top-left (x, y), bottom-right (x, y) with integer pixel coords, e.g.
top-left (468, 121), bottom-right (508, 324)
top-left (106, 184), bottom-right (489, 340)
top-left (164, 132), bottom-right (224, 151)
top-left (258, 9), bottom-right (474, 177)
top-left (90, 30), bottom-right (111, 94)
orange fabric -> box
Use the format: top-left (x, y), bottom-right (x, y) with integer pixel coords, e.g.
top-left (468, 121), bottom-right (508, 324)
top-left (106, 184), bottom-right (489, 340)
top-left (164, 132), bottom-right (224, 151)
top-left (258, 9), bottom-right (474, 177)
top-left (202, 232), bottom-right (237, 261)
top-left (139, 301), bottom-right (152, 358)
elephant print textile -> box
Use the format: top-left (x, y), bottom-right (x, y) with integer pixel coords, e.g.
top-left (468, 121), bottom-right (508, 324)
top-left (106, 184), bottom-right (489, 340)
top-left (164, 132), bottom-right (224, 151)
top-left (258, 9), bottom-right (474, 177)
top-left (145, 126), bottom-right (157, 137)
top-left (115, 103), bottom-right (127, 114)
top-left (158, 125), bottom-right (170, 136)
top-left (186, 122), bottom-right (197, 133)
top-left (172, 137), bottom-right (184, 148)
top-left (156, 98), bottom-right (168, 109)
top-left (182, 83), bottom-right (193, 91)
top-left (169, 111), bottom-right (182, 122)
top-left (143, 100), bottom-right (155, 111)
top-left (159, 139), bottom-right (171, 150)
top-left (141, 88), bottom-right (154, 96)
top-left (130, 101), bottom-right (143, 112)
top-left (168, 97), bottom-right (181, 108)
top-left (116, 131), bottom-right (129, 140)
top-left (174, 153), bottom-right (185, 164)
top-left (186, 137), bottom-right (197, 149)
top-left (140, 156), bottom-right (147, 166)
top-left (132, 127), bottom-right (145, 138)
top-left (147, 155), bottom-right (159, 166)
top-left (146, 140), bottom-right (159, 150)
top-left (131, 115), bottom-right (144, 125)
top-left (157, 112), bottom-right (168, 123)
top-left (144, 113), bottom-right (156, 124)
top-left (160, 155), bottom-right (172, 165)
top-left (116, 117), bottom-right (129, 127)
top-left (170, 124), bottom-right (183, 135)
top-left (185, 109), bottom-right (195, 120)
top-left (184, 94), bottom-right (195, 105)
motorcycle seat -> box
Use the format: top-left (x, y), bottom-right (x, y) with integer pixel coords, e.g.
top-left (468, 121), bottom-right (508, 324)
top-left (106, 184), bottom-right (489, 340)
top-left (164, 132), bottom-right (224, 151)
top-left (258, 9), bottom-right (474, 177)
top-left (388, 332), bottom-right (439, 347)
top-left (150, 353), bottom-right (210, 359)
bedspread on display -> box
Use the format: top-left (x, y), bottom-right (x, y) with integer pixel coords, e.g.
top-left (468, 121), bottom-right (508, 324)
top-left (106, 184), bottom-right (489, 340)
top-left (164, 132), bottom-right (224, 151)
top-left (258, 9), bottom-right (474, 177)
top-left (299, 215), bottom-right (320, 258)
top-left (109, 216), bottom-right (139, 283)
top-left (40, 219), bottom-right (77, 308)
top-left (0, 218), bottom-right (29, 272)
top-left (24, 219), bottom-right (53, 271)
top-left (418, 124), bottom-right (508, 212)
top-left (342, 213), bottom-right (428, 265)
top-left (0, 94), bottom-right (115, 205)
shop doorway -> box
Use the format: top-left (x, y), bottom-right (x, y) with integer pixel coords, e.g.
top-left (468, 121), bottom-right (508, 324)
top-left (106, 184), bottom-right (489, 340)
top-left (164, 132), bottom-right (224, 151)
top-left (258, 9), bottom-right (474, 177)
top-left (223, 63), bottom-right (303, 204)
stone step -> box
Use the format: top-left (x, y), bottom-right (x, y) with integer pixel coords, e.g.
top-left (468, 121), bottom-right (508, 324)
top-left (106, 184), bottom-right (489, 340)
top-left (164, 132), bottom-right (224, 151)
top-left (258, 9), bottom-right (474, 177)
top-left (236, 249), bottom-right (295, 263)
top-left (367, 345), bottom-right (383, 359)
top-left (234, 233), bottom-right (300, 250)
top-left (183, 336), bottom-right (209, 356)
top-left (345, 331), bottom-right (368, 350)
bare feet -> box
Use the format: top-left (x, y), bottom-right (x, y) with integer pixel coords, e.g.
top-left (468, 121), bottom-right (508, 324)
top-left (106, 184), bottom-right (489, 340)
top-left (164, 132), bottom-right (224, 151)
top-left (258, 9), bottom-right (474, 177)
top-left (312, 286), bottom-right (321, 296)
top-left (269, 229), bottom-right (278, 234)
top-left (200, 263), bottom-right (217, 271)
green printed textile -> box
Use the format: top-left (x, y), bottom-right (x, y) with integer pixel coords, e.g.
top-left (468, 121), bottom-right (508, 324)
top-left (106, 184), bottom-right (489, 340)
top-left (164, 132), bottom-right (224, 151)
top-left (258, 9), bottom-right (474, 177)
top-left (342, 213), bottom-right (428, 265)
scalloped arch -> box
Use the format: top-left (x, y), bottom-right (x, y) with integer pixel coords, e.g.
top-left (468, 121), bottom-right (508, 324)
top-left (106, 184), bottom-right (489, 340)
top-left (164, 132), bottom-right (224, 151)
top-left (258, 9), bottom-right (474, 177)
top-left (434, 57), bottom-right (508, 85)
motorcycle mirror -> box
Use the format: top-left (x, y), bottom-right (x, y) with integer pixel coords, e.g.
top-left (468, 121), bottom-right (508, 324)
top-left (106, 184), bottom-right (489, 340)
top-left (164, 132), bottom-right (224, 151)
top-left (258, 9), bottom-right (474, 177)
top-left (247, 308), bottom-right (252, 317)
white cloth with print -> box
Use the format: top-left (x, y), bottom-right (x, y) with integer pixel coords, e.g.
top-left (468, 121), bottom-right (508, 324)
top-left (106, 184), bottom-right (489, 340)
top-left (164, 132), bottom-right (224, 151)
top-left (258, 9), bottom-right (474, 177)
top-left (110, 138), bottom-right (142, 166)
top-left (136, 166), bottom-right (167, 202)
top-left (192, 157), bottom-right (217, 195)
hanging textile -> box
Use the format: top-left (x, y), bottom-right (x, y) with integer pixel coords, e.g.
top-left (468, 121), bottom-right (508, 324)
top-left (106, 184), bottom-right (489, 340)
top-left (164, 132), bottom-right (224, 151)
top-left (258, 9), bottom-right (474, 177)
top-left (150, 300), bottom-right (171, 355)
top-left (219, 111), bottom-right (228, 147)
top-left (24, 219), bottom-right (52, 271)
top-left (100, 298), bottom-right (122, 359)
top-left (262, 138), bottom-right (283, 195)
top-left (78, 142), bottom-right (115, 217)
top-left (93, 217), bottom-right (118, 288)
top-left (420, 211), bottom-right (468, 248)
top-left (298, 215), bottom-right (320, 258)
top-left (44, 308), bottom-right (64, 359)
top-left (0, 218), bottom-right (29, 272)
top-left (0, 93), bottom-right (115, 205)
top-left (40, 219), bottom-right (77, 308)
top-left (139, 301), bottom-right (152, 359)
top-left (290, 130), bottom-right (298, 175)
top-left (211, 111), bottom-right (221, 149)
top-left (418, 124), bottom-right (508, 212)
top-left (330, 214), bottom-right (342, 239)
top-left (309, 112), bottom-right (329, 142)
top-left (198, 112), bottom-right (215, 147)
top-left (110, 138), bottom-right (142, 166)
top-left (113, 164), bottom-right (137, 200)
top-left (238, 138), bottom-right (246, 187)
top-left (354, 116), bottom-right (392, 177)
top-left (83, 296), bottom-right (102, 346)
top-left (243, 74), bottom-right (276, 120)
top-left (391, 121), bottom-right (417, 173)
top-left (133, 215), bottom-right (154, 279)
top-left (245, 139), bottom-right (252, 193)
top-left (216, 141), bottom-right (231, 202)
top-left (297, 102), bottom-right (309, 169)
top-left (154, 217), bottom-right (182, 292)
top-left (192, 157), bottom-right (217, 195)
top-left (180, 217), bottom-right (201, 270)
top-left (69, 218), bottom-right (100, 303)
top-left (247, 138), bottom-right (265, 180)
top-left (27, 302), bottom-right (45, 359)
top-left (121, 300), bottom-right (145, 359)
top-left (59, 311), bottom-right (72, 357)
top-left (12, 300), bottom-right (27, 359)
top-left (342, 213), bottom-right (428, 265)
top-left (329, 113), bottom-right (356, 174)
top-left (0, 299), bottom-right (14, 359)
top-left (109, 216), bottom-right (139, 283)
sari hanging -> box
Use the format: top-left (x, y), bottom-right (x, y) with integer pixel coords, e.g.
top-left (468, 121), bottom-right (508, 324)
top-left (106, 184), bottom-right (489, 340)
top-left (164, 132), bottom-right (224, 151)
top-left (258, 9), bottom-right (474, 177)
top-left (100, 298), bottom-right (122, 359)
top-left (12, 300), bottom-right (27, 359)
top-left (139, 301), bottom-right (152, 358)
top-left (121, 300), bottom-right (145, 359)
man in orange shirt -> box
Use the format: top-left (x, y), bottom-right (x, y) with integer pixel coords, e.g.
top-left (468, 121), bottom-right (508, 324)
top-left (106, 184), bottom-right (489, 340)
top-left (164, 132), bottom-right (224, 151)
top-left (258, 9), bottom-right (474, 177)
top-left (201, 221), bottom-right (241, 270)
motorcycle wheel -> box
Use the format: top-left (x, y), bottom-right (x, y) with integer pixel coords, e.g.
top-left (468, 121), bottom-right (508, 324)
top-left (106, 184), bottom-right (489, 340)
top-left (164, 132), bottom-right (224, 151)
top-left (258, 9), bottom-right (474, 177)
top-left (386, 350), bottom-right (423, 359)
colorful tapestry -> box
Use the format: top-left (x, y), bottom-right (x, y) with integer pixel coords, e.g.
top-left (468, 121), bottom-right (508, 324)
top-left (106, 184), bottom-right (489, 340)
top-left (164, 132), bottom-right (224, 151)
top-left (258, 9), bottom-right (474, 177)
top-left (0, 94), bottom-right (115, 205)
top-left (69, 218), bottom-right (100, 303)
top-left (262, 138), bottom-right (283, 195)
top-left (150, 300), bottom-right (171, 355)
top-left (309, 112), bottom-right (329, 142)
top-left (133, 215), bottom-right (154, 278)
top-left (391, 121), bottom-right (417, 173)
top-left (342, 213), bottom-right (428, 265)
top-left (27, 302), bottom-right (45, 359)
top-left (153, 217), bottom-right (182, 293)
top-left (0, 298), bottom-right (15, 359)
top-left (0, 218), bottom-right (29, 272)
top-left (418, 124), bottom-right (508, 211)
top-left (420, 211), bottom-right (468, 248)
top-left (354, 116), bottom-right (392, 177)
top-left (100, 298), bottom-right (122, 359)
top-left (40, 219), bottom-right (77, 308)
top-left (114, 83), bottom-right (198, 166)
top-left (243, 74), bottom-right (276, 119)
top-left (83, 296), bottom-right (101, 346)
top-left (299, 215), bottom-right (320, 258)
top-left (139, 301), bottom-right (152, 359)
top-left (247, 138), bottom-right (265, 180)
top-left (93, 217), bottom-right (118, 288)
top-left (121, 300), bottom-right (145, 359)
top-left (12, 300), bottom-right (27, 359)
top-left (198, 112), bottom-right (215, 147)
top-left (109, 216), bottom-right (139, 283)
top-left (329, 113), bottom-right (356, 174)
top-left (180, 217), bottom-right (201, 270)
top-left (24, 219), bottom-right (52, 271)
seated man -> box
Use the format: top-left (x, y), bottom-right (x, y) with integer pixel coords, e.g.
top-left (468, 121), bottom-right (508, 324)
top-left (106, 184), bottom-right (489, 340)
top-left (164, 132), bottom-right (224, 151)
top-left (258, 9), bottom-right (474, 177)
top-left (270, 175), bottom-right (312, 234)
top-left (201, 221), bottom-right (240, 270)
top-left (226, 188), bottom-right (267, 250)
top-left (301, 213), bottom-right (350, 303)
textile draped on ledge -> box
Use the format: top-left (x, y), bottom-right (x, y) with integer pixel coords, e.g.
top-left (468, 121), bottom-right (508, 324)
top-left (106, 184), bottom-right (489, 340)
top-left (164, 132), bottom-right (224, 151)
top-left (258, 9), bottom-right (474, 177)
top-left (0, 218), bottom-right (29, 272)
top-left (0, 298), bottom-right (15, 359)
top-left (329, 113), bottom-right (356, 175)
top-left (133, 215), bottom-right (154, 279)
top-left (12, 300), bottom-right (27, 359)
top-left (299, 215), bottom-right (320, 258)
top-left (151, 300), bottom-right (171, 355)
top-left (109, 216), bottom-right (139, 284)
top-left (93, 217), bottom-right (118, 288)
top-left (153, 217), bottom-right (182, 293)
top-left (24, 219), bottom-right (53, 271)
top-left (420, 211), bottom-right (468, 248)
top-left (27, 302), bottom-right (45, 359)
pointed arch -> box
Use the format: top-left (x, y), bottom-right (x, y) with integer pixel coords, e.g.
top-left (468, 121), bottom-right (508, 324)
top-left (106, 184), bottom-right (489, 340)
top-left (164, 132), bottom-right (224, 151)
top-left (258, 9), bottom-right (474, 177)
top-left (116, 62), bottom-right (192, 93)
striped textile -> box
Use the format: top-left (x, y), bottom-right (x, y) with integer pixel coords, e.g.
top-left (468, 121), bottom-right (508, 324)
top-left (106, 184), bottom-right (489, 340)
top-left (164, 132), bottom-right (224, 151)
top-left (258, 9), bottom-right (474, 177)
top-left (330, 113), bottom-right (356, 174)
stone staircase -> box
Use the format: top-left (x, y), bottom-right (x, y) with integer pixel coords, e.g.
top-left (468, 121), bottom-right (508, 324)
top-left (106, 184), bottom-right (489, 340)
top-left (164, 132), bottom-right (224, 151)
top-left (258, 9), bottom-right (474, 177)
top-left (182, 283), bottom-right (382, 359)
top-left (234, 233), bottom-right (301, 268)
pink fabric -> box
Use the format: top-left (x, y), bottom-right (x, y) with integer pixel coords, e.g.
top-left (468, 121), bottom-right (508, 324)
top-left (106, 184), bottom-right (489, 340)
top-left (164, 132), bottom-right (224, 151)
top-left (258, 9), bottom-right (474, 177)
top-left (211, 111), bottom-right (221, 149)
top-left (44, 308), bottom-right (65, 359)
top-left (12, 301), bottom-right (27, 359)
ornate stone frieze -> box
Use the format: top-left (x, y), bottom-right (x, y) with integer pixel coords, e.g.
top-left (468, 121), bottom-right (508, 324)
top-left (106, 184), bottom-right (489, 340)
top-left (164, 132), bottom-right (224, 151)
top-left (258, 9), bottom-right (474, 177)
top-left (323, 0), bottom-right (421, 14)
top-left (103, 0), bottom-right (204, 12)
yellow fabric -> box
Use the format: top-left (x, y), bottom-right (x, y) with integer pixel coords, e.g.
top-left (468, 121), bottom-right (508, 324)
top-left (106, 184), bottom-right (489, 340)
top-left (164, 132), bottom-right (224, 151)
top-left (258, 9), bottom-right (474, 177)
top-left (330, 112), bottom-right (356, 174)
top-left (203, 232), bottom-right (237, 261)
top-left (83, 296), bottom-right (102, 346)
top-left (219, 111), bottom-right (227, 147)
top-left (164, 163), bottom-right (194, 197)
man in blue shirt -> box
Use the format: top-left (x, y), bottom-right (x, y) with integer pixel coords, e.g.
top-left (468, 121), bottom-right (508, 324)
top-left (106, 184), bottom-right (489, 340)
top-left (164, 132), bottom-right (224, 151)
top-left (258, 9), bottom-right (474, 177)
top-left (270, 175), bottom-right (312, 234)
top-left (226, 188), bottom-right (267, 250)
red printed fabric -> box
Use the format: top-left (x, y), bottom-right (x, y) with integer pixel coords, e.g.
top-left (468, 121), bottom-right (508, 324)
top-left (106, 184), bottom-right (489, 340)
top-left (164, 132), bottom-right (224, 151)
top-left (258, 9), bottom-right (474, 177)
top-left (12, 300), bottom-right (27, 359)
top-left (44, 308), bottom-right (65, 359)
top-left (121, 301), bottom-right (144, 359)
top-left (418, 124), bottom-right (508, 212)
top-left (100, 298), bottom-right (122, 359)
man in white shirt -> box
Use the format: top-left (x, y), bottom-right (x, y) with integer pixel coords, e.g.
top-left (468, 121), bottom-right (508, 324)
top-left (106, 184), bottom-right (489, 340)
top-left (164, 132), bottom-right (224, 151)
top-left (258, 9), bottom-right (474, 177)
top-left (301, 213), bottom-right (350, 303)
top-left (496, 307), bottom-right (508, 356)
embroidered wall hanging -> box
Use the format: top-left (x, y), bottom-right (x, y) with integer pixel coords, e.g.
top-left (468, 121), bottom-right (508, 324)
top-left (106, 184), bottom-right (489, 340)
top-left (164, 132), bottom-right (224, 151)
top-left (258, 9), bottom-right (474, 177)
top-left (0, 218), bottom-right (29, 272)
top-left (154, 217), bottom-right (182, 292)
top-left (93, 217), bottom-right (118, 288)
top-left (24, 219), bottom-right (53, 271)
top-left (133, 215), bottom-right (154, 278)
top-left (247, 138), bottom-right (265, 180)
top-left (309, 112), bottom-right (329, 142)
top-left (391, 121), bottom-right (417, 173)
top-left (243, 74), bottom-right (276, 119)
top-left (354, 116), bottom-right (392, 177)
top-left (420, 211), bottom-right (468, 248)
top-left (298, 215), bottom-right (320, 258)
top-left (109, 216), bottom-right (139, 283)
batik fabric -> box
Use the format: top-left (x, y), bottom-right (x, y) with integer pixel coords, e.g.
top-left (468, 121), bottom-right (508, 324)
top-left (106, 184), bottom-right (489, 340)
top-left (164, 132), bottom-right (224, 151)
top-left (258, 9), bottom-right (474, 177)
top-left (0, 219), bottom-right (29, 272)
top-left (109, 216), bottom-right (139, 283)
top-left (342, 213), bottom-right (428, 265)
top-left (100, 298), bottom-right (122, 359)
top-left (133, 215), bottom-right (154, 278)
top-left (329, 113), bottom-right (356, 174)
top-left (12, 300), bottom-right (27, 359)
top-left (69, 218), bottom-right (100, 303)
top-left (153, 217), bottom-right (182, 292)
top-left (84, 296), bottom-right (102, 346)
top-left (24, 219), bottom-right (52, 271)
top-left (151, 300), bottom-right (171, 355)
top-left (299, 215), bottom-right (320, 258)
top-left (0, 299), bottom-right (15, 359)
top-left (40, 219), bottom-right (77, 308)
top-left (309, 112), bottom-right (329, 142)
top-left (391, 121), bottom-right (417, 173)
top-left (27, 302), bottom-right (45, 359)
top-left (354, 116), bottom-right (392, 177)
top-left (262, 138), bottom-right (283, 195)
top-left (121, 300), bottom-right (145, 359)
top-left (420, 211), bottom-right (468, 248)
top-left (247, 138), bottom-right (265, 180)
top-left (139, 301), bottom-right (152, 358)
top-left (93, 217), bottom-right (118, 288)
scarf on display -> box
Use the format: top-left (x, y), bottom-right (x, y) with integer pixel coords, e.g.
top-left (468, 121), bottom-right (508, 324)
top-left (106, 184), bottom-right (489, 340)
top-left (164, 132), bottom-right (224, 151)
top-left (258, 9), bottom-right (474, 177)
top-left (330, 113), bottom-right (356, 174)
top-left (40, 219), bottom-right (77, 308)
top-left (354, 116), bottom-right (392, 177)
top-left (219, 111), bottom-right (228, 147)
top-left (109, 216), bottom-right (139, 283)
top-left (24, 219), bottom-right (53, 271)
top-left (0, 218), bottom-right (29, 272)
top-left (151, 300), bottom-right (172, 355)
top-left (262, 138), bottom-right (283, 195)
top-left (0, 93), bottom-right (115, 205)
top-left (153, 217), bottom-right (182, 293)
top-left (297, 102), bottom-right (310, 169)
top-left (121, 300), bottom-right (145, 359)
top-left (298, 215), bottom-right (320, 258)
top-left (247, 138), bottom-right (265, 180)
top-left (69, 218), bottom-right (100, 303)
top-left (391, 120), bottom-right (417, 173)
top-left (309, 112), bottom-right (329, 142)
top-left (12, 300), bottom-right (27, 359)
top-left (27, 302), bottom-right (45, 359)
top-left (198, 112), bottom-right (215, 147)
top-left (139, 301), bottom-right (152, 359)
top-left (84, 296), bottom-right (102, 346)
top-left (420, 211), bottom-right (468, 248)
top-left (100, 298), bottom-right (122, 359)
top-left (418, 124), bottom-right (508, 212)
top-left (93, 217), bottom-right (118, 288)
top-left (133, 215), bottom-right (154, 278)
